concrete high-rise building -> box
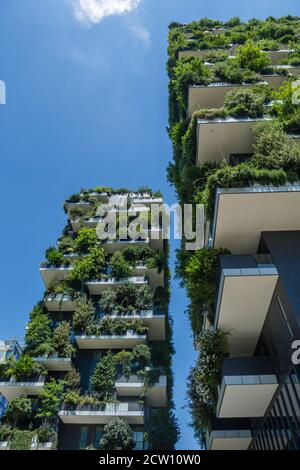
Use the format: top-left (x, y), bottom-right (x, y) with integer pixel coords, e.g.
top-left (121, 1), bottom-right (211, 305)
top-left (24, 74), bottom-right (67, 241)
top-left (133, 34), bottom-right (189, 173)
top-left (0, 188), bottom-right (178, 450)
top-left (167, 16), bottom-right (300, 450)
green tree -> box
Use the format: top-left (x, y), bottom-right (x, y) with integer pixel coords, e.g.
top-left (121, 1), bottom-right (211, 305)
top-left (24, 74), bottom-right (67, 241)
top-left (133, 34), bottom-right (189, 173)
top-left (110, 252), bottom-right (132, 279)
top-left (73, 295), bottom-right (95, 333)
top-left (52, 321), bottom-right (74, 358)
top-left (236, 41), bottom-right (271, 72)
top-left (4, 396), bottom-right (32, 428)
top-left (100, 418), bottom-right (134, 450)
top-left (90, 352), bottom-right (117, 399)
top-left (132, 344), bottom-right (151, 369)
top-left (25, 308), bottom-right (52, 357)
top-left (65, 368), bottom-right (81, 391)
top-left (36, 379), bottom-right (65, 420)
top-left (75, 228), bottom-right (98, 254)
top-left (5, 355), bottom-right (45, 382)
top-left (45, 247), bottom-right (65, 267)
top-left (147, 409), bottom-right (179, 450)
top-left (114, 351), bottom-right (133, 379)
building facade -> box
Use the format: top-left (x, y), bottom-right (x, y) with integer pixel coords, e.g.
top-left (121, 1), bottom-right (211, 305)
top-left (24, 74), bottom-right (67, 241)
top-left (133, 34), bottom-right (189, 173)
top-left (0, 188), bottom-right (178, 450)
top-left (0, 340), bottom-right (21, 419)
top-left (167, 16), bottom-right (300, 450)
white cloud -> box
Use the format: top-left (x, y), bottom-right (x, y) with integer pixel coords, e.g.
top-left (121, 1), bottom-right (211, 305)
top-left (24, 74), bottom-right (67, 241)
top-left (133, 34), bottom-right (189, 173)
top-left (70, 0), bottom-right (141, 24)
top-left (131, 25), bottom-right (150, 47)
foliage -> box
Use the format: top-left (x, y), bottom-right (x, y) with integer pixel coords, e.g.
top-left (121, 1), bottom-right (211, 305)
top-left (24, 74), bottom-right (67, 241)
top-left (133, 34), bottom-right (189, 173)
top-left (37, 428), bottom-right (56, 443)
top-left (236, 41), bottom-right (271, 72)
top-left (100, 418), bottom-right (134, 450)
top-left (147, 409), bottom-right (179, 450)
top-left (90, 352), bottom-right (117, 400)
top-left (10, 430), bottom-right (34, 450)
top-left (5, 355), bottom-right (46, 381)
top-left (99, 284), bottom-right (153, 314)
top-left (273, 79), bottom-right (300, 133)
top-left (45, 247), bottom-right (65, 267)
top-left (114, 351), bottom-right (132, 379)
top-left (73, 295), bottom-right (95, 333)
top-left (223, 88), bottom-right (265, 117)
top-left (65, 368), bottom-right (81, 391)
top-left (66, 247), bottom-right (106, 287)
top-left (132, 344), bottom-right (151, 368)
top-left (0, 424), bottom-right (12, 441)
top-left (214, 59), bottom-right (260, 84)
top-left (75, 227), bottom-right (98, 254)
top-left (52, 321), bottom-right (74, 358)
top-left (36, 379), bottom-right (65, 419)
top-left (188, 330), bottom-right (228, 432)
top-left (4, 396), bottom-right (32, 428)
top-left (110, 252), bottom-right (132, 279)
top-left (25, 305), bottom-right (53, 357)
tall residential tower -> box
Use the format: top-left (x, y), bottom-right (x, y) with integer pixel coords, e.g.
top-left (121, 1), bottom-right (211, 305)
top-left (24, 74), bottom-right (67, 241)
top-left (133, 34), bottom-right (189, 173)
top-left (167, 16), bottom-right (300, 450)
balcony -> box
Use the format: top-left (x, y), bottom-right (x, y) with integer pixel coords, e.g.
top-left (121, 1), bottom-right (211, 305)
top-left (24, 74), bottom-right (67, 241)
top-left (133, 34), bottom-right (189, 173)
top-left (115, 375), bottom-right (167, 407)
top-left (206, 418), bottom-right (253, 450)
top-left (196, 116), bottom-right (271, 165)
top-left (107, 310), bottom-right (166, 341)
top-left (178, 44), bottom-right (238, 60)
top-left (59, 402), bottom-right (144, 424)
top-left (0, 376), bottom-right (45, 401)
top-left (39, 265), bottom-right (72, 288)
top-left (87, 276), bottom-right (148, 295)
top-left (34, 353), bottom-right (73, 372)
top-left (130, 197), bottom-right (163, 207)
top-left (44, 293), bottom-right (76, 312)
top-left (210, 184), bottom-right (300, 254)
top-left (188, 82), bottom-right (263, 117)
top-left (132, 265), bottom-right (164, 290)
top-left (75, 332), bottom-right (147, 349)
top-left (214, 255), bottom-right (278, 356)
top-left (260, 73), bottom-right (288, 90)
top-left (216, 357), bottom-right (278, 418)
top-left (265, 49), bottom-right (294, 65)
top-left (103, 239), bottom-right (150, 254)
top-left (65, 201), bottom-right (92, 215)
top-left (275, 64), bottom-right (300, 76)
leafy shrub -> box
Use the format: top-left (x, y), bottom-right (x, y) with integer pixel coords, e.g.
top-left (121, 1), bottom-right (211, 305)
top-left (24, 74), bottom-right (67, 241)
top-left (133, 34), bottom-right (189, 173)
top-left (36, 379), bottom-right (64, 419)
top-left (99, 284), bottom-right (153, 314)
top-left (188, 330), bottom-right (228, 431)
top-left (5, 355), bottom-right (46, 381)
top-left (45, 247), bottom-right (65, 267)
top-left (0, 424), bottom-right (12, 441)
top-left (10, 430), bottom-right (34, 450)
top-left (25, 305), bottom-right (52, 357)
top-left (236, 41), bottom-right (271, 72)
top-left (73, 295), bottom-right (95, 333)
top-left (4, 396), bottom-right (32, 428)
top-left (75, 227), bottom-right (98, 254)
top-left (147, 409), bottom-right (179, 450)
top-left (100, 418), bottom-right (134, 450)
top-left (90, 352), bottom-right (117, 399)
top-left (224, 88), bottom-right (265, 117)
top-left (52, 321), bottom-right (74, 358)
top-left (65, 368), bottom-right (81, 391)
top-left (110, 252), bottom-right (132, 279)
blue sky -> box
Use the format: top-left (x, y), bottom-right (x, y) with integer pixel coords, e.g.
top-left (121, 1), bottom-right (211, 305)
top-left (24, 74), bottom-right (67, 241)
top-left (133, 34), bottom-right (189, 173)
top-left (0, 0), bottom-right (299, 450)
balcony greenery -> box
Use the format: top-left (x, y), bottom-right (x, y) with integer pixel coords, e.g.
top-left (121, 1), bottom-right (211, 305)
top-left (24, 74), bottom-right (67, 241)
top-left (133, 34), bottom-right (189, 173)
top-left (100, 418), bottom-right (134, 450)
top-left (187, 330), bottom-right (228, 433)
top-left (167, 17), bottom-right (300, 444)
top-left (4, 396), bottom-right (32, 428)
top-left (99, 284), bottom-right (153, 314)
top-left (3, 355), bottom-right (47, 382)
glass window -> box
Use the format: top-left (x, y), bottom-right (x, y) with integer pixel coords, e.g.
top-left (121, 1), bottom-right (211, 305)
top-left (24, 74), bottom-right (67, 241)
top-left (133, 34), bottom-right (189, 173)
top-left (93, 427), bottom-right (102, 449)
top-left (79, 427), bottom-right (88, 449)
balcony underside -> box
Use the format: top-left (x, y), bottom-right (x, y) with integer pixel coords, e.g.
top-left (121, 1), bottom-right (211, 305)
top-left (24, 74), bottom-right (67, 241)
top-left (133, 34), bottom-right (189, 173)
top-left (115, 376), bottom-right (167, 407)
top-left (34, 357), bottom-right (73, 372)
top-left (217, 357), bottom-right (278, 418)
top-left (214, 257), bottom-right (278, 356)
top-left (108, 313), bottom-right (166, 341)
top-left (211, 185), bottom-right (300, 255)
top-left (0, 380), bottom-right (45, 401)
top-left (196, 117), bottom-right (270, 165)
top-left (45, 295), bottom-right (76, 312)
top-left (207, 430), bottom-right (252, 450)
top-left (58, 410), bottom-right (144, 425)
top-left (75, 335), bottom-right (147, 349)
top-left (188, 83), bottom-right (255, 116)
top-left (40, 267), bottom-right (72, 288)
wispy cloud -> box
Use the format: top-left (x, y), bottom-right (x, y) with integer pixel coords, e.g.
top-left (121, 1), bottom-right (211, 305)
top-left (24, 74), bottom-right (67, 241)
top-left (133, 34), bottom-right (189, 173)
top-left (70, 0), bottom-right (141, 25)
top-left (131, 25), bottom-right (150, 48)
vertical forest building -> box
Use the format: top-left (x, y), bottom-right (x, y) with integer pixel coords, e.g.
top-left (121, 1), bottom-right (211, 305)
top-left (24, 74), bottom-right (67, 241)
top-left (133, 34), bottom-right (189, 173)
top-left (167, 16), bottom-right (300, 450)
top-left (0, 188), bottom-right (178, 450)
